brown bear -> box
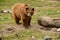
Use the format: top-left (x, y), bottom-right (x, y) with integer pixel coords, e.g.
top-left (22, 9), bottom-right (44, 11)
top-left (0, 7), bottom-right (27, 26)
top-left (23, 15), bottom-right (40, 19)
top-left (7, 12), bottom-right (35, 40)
top-left (11, 3), bottom-right (34, 28)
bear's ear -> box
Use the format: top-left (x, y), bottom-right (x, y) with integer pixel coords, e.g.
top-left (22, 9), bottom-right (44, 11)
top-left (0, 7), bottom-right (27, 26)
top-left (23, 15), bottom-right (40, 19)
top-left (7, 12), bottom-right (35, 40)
top-left (32, 8), bottom-right (34, 11)
top-left (25, 4), bottom-right (28, 6)
top-left (26, 7), bottom-right (29, 11)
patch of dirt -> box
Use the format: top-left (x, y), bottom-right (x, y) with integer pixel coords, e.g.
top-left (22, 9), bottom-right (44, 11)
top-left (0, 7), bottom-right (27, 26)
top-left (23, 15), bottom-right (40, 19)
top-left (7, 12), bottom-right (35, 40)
top-left (0, 23), bottom-right (58, 37)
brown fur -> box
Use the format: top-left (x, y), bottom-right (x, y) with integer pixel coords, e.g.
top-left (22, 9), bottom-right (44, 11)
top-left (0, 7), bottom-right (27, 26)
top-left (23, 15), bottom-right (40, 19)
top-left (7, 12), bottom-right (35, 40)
top-left (11, 3), bottom-right (34, 28)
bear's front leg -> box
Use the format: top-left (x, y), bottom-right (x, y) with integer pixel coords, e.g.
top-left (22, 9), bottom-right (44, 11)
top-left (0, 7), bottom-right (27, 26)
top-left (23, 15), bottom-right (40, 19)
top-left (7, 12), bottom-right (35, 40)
top-left (28, 17), bottom-right (31, 26)
top-left (22, 19), bottom-right (29, 29)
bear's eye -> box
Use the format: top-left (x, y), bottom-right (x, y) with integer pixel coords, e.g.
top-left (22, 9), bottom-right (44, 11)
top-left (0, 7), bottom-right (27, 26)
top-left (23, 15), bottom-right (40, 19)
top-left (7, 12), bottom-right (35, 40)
top-left (26, 8), bottom-right (29, 11)
top-left (32, 8), bottom-right (34, 11)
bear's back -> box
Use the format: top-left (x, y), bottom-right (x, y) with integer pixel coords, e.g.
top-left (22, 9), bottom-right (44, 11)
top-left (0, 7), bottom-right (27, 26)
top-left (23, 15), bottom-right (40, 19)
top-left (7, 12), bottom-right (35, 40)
top-left (11, 3), bottom-right (29, 19)
top-left (12, 3), bottom-right (28, 13)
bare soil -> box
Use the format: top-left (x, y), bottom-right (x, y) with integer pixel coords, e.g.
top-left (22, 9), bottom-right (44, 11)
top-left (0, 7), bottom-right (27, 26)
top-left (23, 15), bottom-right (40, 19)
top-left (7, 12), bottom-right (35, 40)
top-left (0, 23), bottom-right (58, 37)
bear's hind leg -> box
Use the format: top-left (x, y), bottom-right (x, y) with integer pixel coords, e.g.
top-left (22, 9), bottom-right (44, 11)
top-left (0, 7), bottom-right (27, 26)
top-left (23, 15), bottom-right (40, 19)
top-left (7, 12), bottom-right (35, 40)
top-left (13, 14), bottom-right (20, 25)
top-left (15, 18), bottom-right (20, 25)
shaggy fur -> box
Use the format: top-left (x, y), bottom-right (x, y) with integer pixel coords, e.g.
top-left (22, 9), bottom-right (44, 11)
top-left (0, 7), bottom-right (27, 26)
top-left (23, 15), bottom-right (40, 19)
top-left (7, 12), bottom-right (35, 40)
top-left (11, 3), bottom-right (34, 28)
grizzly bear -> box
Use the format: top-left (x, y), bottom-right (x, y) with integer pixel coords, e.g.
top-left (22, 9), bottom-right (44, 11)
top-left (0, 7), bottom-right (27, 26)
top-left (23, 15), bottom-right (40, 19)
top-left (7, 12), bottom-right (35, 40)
top-left (11, 3), bottom-right (34, 28)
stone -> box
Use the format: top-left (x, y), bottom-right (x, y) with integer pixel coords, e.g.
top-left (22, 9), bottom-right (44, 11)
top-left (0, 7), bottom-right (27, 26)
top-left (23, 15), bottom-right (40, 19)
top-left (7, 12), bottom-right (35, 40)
top-left (32, 36), bottom-right (36, 40)
top-left (0, 36), bottom-right (2, 40)
top-left (38, 16), bottom-right (60, 28)
top-left (38, 16), bottom-right (55, 27)
top-left (57, 28), bottom-right (60, 32)
top-left (50, 28), bottom-right (57, 32)
top-left (43, 36), bottom-right (52, 40)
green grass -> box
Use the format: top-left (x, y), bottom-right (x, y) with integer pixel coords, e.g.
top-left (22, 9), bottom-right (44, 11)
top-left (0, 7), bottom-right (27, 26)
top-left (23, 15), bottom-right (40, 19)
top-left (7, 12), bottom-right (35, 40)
top-left (0, 0), bottom-right (60, 40)
top-left (0, 13), bottom-right (14, 25)
top-left (0, 7), bottom-right (60, 24)
top-left (0, 0), bottom-right (60, 9)
top-left (0, 7), bottom-right (60, 40)
top-left (0, 29), bottom-right (57, 40)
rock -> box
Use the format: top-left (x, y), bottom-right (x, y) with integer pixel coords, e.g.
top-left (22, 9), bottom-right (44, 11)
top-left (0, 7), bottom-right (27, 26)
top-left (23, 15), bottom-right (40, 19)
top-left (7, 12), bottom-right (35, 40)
top-left (3, 10), bottom-right (11, 13)
top-left (53, 19), bottom-right (60, 28)
top-left (57, 28), bottom-right (60, 32)
top-left (0, 9), bottom-right (11, 13)
top-left (32, 36), bottom-right (36, 40)
top-left (38, 16), bottom-right (55, 27)
top-left (38, 16), bottom-right (60, 28)
top-left (43, 36), bottom-right (52, 40)
top-left (50, 28), bottom-right (57, 32)
top-left (0, 35), bottom-right (2, 40)
top-left (5, 27), bottom-right (15, 33)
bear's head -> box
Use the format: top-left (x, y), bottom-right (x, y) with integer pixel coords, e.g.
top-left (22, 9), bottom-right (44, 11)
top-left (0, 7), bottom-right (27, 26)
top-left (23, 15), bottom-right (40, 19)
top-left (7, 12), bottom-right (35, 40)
top-left (25, 7), bottom-right (34, 17)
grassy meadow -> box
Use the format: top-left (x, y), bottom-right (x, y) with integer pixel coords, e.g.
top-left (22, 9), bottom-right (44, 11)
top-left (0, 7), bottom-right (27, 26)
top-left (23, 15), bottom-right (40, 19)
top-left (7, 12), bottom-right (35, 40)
top-left (0, 0), bottom-right (60, 40)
